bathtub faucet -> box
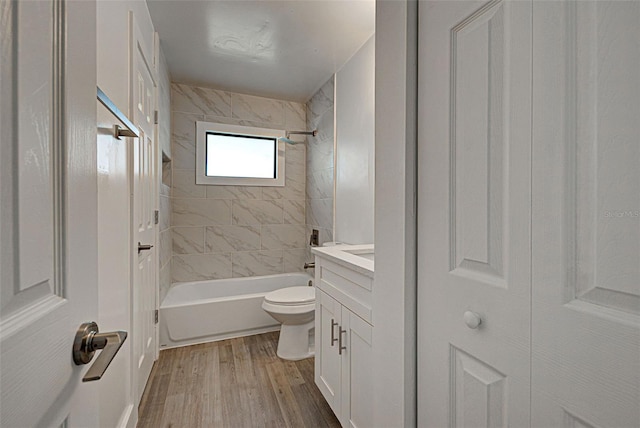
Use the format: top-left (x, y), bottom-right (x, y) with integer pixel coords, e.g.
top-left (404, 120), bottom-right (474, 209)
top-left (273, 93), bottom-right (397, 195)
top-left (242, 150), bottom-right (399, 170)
top-left (303, 262), bottom-right (315, 270)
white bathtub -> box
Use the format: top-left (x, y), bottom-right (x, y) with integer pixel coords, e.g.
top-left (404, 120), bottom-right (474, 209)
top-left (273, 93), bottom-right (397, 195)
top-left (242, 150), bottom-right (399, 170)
top-left (159, 273), bottom-right (313, 348)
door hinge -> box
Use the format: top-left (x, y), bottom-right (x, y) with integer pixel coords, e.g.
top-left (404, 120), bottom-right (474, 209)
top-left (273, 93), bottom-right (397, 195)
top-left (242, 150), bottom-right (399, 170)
top-left (154, 110), bottom-right (158, 125)
top-left (154, 210), bottom-right (159, 225)
top-left (155, 309), bottom-right (159, 324)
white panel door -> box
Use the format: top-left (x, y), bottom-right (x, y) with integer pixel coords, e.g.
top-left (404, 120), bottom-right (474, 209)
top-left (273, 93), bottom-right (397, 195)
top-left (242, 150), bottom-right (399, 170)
top-left (531, 1), bottom-right (640, 426)
top-left (417, 0), bottom-right (532, 426)
top-left (316, 289), bottom-right (343, 415)
top-left (131, 16), bottom-right (158, 403)
top-left (0, 1), bottom-right (99, 427)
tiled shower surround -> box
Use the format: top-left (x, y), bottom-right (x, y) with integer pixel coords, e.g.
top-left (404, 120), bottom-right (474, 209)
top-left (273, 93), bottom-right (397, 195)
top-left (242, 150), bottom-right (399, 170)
top-left (170, 83), bottom-right (308, 282)
top-left (305, 77), bottom-right (335, 253)
top-left (158, 51), bottom-right (172, 303)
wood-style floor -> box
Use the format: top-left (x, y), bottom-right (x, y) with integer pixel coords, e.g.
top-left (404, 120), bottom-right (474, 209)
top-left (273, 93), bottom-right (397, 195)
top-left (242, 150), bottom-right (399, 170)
top-left (137, 331), bottom-right (341, 428)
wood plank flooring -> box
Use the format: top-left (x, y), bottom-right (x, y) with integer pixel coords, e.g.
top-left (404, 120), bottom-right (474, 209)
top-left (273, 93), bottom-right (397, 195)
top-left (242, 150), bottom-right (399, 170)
top-left (138, 331), bottom-right (341, 428)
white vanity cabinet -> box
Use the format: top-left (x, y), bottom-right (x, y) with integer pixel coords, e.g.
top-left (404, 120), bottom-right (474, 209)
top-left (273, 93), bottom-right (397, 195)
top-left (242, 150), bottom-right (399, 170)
top-left (312, 245), bottom-right (374, 428)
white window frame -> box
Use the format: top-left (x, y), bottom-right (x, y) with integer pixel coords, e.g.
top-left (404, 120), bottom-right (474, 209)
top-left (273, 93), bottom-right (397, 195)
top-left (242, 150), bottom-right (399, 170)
top-left (196, 121), bottom-right (286, 186)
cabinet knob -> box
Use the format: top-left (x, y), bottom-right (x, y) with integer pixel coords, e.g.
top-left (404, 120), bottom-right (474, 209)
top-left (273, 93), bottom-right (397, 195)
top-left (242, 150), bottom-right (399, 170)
top-left (463, 311), bottom-right (482, 329)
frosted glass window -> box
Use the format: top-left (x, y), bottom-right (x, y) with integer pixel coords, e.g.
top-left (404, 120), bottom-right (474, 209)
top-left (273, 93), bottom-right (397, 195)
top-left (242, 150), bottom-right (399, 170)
top-left (206, 133), bottom-right (276, 179)
top-left (195, 121), bottom-right (285, 186)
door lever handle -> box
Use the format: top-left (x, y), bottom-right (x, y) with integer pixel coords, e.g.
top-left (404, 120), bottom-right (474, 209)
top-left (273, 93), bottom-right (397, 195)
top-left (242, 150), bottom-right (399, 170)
top-left (138, 242), bottom-right (153, 253)
top-left (73, 322), bottom-right (127, 382)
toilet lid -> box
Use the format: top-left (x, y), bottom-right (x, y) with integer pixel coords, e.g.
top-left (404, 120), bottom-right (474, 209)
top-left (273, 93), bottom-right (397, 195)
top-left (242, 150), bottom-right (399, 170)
top-left (264, 286), bottom-right (315, 305)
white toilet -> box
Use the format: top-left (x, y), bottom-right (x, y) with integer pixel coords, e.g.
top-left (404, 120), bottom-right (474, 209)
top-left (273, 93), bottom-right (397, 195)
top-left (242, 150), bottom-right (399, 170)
top-left (262, 286), bottom-right (315, 360)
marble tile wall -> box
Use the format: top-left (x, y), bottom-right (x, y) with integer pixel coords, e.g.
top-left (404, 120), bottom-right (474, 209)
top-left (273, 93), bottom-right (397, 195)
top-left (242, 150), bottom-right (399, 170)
top-left (305, 77), bottom-right (335, 260)
top-left (170, 83), bottom-right (307, 283)
top-left (158, 50), bottom-right (172, 303)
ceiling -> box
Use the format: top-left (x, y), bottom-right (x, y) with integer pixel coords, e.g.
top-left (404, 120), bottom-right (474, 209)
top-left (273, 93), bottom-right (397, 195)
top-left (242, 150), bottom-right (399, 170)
top-left (147, 0), bottom-right (375, 103)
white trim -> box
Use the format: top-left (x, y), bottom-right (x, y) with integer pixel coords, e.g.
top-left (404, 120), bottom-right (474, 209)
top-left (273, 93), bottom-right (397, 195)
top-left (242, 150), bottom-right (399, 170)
top-left (372, 0), bottom-right (418, 426)
top-left (195, 121), bottom-right (286, 186)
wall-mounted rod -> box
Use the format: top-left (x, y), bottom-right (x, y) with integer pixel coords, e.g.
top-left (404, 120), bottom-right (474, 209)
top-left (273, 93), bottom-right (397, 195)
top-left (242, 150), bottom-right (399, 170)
top-left (97, 87), bottom-right (139, 139)
top-left (279, 129), bottom-right (318, 145)
top-left (287, 130), bottom-right (317, 138)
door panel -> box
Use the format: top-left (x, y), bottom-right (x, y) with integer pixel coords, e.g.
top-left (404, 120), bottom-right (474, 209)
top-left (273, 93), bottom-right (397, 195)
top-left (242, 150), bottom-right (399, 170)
top-left (450, 0), bottom-right (507, 286)
top-left (450, 346), bottom-right (507, 428)
top-left (417, 0), bottom-right (532, 426)
top-left (0, 0), bottom-right (98, 426)
top-left (531, 1), bottom-right (640, 426)
top-left (567, 0), bottom-right (639, 314)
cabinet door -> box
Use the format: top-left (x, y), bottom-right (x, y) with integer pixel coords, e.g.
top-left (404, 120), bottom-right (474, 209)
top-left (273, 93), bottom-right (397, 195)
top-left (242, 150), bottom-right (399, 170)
top-left (316, 289), bottom-right (342, 415)
top-left (341, 309), bottom-right (373, 428)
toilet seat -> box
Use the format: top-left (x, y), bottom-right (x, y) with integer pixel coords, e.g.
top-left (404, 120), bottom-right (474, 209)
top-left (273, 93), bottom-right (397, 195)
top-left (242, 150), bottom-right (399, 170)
top-left (264, 286), bottom-right (315, 306)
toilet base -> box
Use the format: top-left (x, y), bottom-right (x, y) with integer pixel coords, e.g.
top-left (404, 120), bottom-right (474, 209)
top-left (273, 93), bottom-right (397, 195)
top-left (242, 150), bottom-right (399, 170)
top-left (276, 320), bottom-right (315, 361)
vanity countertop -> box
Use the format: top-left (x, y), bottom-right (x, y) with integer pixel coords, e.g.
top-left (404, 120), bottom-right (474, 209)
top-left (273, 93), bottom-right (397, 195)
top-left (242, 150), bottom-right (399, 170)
top-left (311, 244), bottom-right (374, 277)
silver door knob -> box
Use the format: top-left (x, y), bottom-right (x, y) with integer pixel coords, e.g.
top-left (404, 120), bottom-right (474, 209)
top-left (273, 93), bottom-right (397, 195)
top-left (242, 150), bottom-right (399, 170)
top-left (463, 311), bottom-right (482, 329)
top-left (73, 322), bottom-right (127, 382)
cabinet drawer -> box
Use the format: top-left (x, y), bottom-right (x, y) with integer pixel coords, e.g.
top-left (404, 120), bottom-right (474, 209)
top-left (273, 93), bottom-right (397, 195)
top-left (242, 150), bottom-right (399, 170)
top-left (317, 259), bottom-right (372, 324)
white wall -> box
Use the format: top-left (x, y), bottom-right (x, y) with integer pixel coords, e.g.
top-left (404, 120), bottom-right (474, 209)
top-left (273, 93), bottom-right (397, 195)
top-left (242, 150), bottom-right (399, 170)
top-left (97, 0), bottom-right (155, 113)
top-left (97, 102), bottom-right (134, 428)
top-left (335, 36), bottom-right (375, 244)
top-left (372, 0), bottom-right (417, 426)
top-left (96, 2), bottom-right (171, 426)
